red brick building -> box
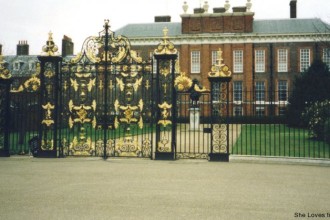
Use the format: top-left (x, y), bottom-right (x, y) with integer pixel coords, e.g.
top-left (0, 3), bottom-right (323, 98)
top-left (116, 0), bottom-right (330, 116)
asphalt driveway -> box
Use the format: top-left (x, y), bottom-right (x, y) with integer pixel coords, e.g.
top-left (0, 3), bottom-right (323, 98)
top-left (0, 156), bottom-right (329, 220)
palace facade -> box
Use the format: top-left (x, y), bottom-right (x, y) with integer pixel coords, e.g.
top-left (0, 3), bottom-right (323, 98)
top-left (115, 0), bottom-right (330, 116)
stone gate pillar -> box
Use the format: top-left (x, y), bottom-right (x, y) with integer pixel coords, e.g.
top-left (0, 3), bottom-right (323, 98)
top-left (208, 49), bottom-right (232, 162)
top-left (0, 55), bottom-right (12, 157)
top-left (154, 27), bottom-right (178, 160)
top-left (37, 32), bottom-right (62, 158)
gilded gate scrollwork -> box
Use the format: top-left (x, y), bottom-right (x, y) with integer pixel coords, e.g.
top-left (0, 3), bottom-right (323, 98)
top-left (62, 60), bottom-right (98, 156)
top-left (156, 60), bottom-right (173, 153)
top-left (40, 62), bottom-right (57, 151)
top-left (42, 102), bottom-right (55, 127)
top-left (112, 61), bottom-right (149, 157)
top-left (59, 20), bottom-right (153, 157)
top-left (208, 48), bottom-right (232, 159)
top-left (154, 27), bottom-right (178, 156)
top-left (38, 34), bottom-right (61, 153)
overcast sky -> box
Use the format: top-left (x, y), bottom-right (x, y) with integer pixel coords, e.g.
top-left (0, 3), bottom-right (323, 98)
top-left (0, 0), bottom-right (329, 55)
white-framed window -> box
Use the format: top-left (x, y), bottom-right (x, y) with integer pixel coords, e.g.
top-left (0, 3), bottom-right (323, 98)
top-left (29, 62), bottom-right (35, 71)
top-left (13, 62), bottom-right (20, 71)
top-left (233, 106), bottom-right (243, 116)
top-left (255, 50), bottom-right (265, 72)
top-left (191, 51), bottom-right (200, 73)
top-left (323, 48), bottom-right (330, 68)
top-left (300, 48), bottom-right (310, 72)
top-left (255, 81), bottom-right (265, 102)
top-left (256, 107), bottom-right (265, 116)
top-left (233, 50), bottom-right (243, 73)
top-left (278, 49), bottom-right (288, 72)
top-left (233, 81), bottom-right (243, 102)
top-left (211, 50), bottom-right (218, 65)
top-left (278, 80), bottom-right (288, 101)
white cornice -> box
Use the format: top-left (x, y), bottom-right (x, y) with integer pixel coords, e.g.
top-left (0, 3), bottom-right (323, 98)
top-left (180, 12), bottom-right (255, 18)
top-left (128, 33), bottom-right (330, 46)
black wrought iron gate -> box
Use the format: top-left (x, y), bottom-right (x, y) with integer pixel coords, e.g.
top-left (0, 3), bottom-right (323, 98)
top-left (36, 21), bottom-right (154, 158)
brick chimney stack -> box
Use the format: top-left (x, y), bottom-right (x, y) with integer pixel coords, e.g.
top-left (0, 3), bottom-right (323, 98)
top-left (154, 16), bottom-right (171, 22)
top-left (290, 0), bottom-right (297, 18)
top-left (62, 35), bottom-right (74, 57)
top-left (17, 40), bottom-right (29, 55)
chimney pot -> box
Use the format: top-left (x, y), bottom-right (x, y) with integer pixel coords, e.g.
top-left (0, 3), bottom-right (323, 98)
top-left (193, 8), bottom-right (205, 14)
top-left (232, 6), bottom-right (247, 13)
top-left (290, 0), bottom-right (297, 18)
top-left (62, 35), bottom-right (74, 57)
top-left (17, 40), bottom-right (29, 55)
top-left (154, 16), bottom-right (171, 22)
top-left (213, 7), bottom-right (226, 13)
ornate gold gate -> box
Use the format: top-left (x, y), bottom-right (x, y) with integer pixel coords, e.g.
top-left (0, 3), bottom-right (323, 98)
top-left (54, 21), bottom-right (153, 158)
top-left (35, 21), bottom-right (230, 161)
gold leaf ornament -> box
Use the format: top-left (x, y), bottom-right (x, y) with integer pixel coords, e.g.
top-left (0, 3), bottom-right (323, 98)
top-left (174, 72), bottom-right (192, 91)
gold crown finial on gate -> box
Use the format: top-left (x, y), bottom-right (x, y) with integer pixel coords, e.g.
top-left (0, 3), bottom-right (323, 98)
top-left (208, 48), bottom-right (232, 79)
top-left (41, 31), bottom-right (59, 56)
top-left (154, 27), bottom-right (177, 55)
top-left (104, 19), bottom-right (110, 29)
top-left (48, 31), bottom-right (53, 41)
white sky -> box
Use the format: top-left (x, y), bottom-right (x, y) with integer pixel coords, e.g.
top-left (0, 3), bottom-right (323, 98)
top-left (0, 0), bottom-right (329, 55)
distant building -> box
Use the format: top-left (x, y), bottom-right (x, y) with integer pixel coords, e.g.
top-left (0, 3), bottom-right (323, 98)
top-left (2, 36), bottom-right (74, 91)
top-left (3, 54), bottom-right (38, 90)
top-left (115, 0), bottom-right (330, 116)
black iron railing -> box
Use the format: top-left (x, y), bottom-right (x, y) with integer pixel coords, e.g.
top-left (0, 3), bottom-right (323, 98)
top-left (7, 87), bottom-right (330, 159)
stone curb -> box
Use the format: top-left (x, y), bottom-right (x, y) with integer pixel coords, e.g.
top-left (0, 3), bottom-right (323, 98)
top-left (230, 155), bottom-right (330, 166)
top-left (3, 155), bottom-right (330, 167)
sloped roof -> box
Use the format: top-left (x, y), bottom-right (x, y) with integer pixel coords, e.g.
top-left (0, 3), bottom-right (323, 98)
top-left (3, 55), bottom-right (38, 75)
top-left (253, 18), bottom-right (330, 34)
top-left (115, 18), bottom-right (330, 37)
top-left (115, 22), bottom-right (182, 37)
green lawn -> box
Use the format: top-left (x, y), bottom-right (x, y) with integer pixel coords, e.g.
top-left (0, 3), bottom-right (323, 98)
top-left (232, 124), bottom-right (330, 158)
top-left (9, 123), bottom-right (330, 159)
top-left (8, 124), bottom-right (155, 155)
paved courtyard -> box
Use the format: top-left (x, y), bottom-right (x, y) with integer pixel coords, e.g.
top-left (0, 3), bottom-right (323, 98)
top-left (0, 156), bottom-right (329, 220)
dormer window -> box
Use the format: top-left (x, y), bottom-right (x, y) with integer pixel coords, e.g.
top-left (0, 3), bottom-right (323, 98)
top-left (13, 60), bottom-right (25, 72)
top-left (13, 62), bottom-right (21, 71)
top-left (29, 62), bottom-right (35, 71)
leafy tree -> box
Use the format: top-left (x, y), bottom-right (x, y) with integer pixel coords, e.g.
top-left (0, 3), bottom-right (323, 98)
top-left (302, 100), bottom-right (330, 140)
top-left (287, 59), bottom-right (330, 127)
